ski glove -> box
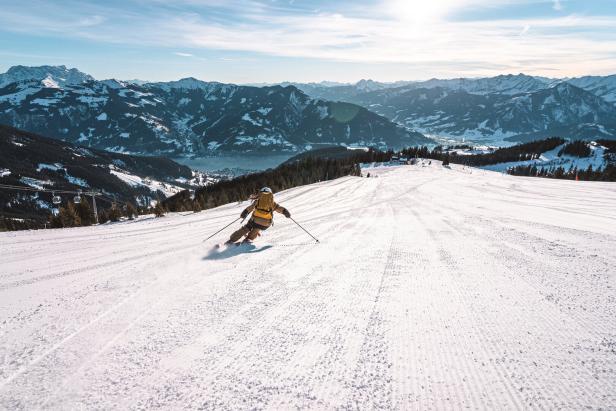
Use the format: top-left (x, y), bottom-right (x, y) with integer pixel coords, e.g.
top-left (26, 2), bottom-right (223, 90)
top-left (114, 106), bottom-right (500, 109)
top-left (240, 210), bottom-right (249, 219)
top-left (283, 209), bottom-right (291, 218)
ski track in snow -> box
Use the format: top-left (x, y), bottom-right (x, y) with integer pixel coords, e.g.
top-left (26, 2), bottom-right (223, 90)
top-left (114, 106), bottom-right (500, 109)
top-left (1, 164), bottom-right (615, 410)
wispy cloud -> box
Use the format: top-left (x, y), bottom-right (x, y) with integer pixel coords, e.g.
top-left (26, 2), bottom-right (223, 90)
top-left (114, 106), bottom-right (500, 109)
top-left (553, 0), bottom-right (563, 11)
top-left (0, 0), bottom-right (614, 79)
top-left (162, 5), bottom-right (616, 76)
top-left (78, 15), bottom-right (106, 26)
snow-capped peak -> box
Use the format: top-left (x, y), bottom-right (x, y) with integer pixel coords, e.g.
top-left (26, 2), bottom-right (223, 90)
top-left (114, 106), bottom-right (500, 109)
top-left (0, 65), bottom-right (94, 88)
top-left (355, 79), bottom-right (383, 92)
top-left (148, 77), bottom-right (222, 91)
top-left (41, 75), bottom-right (60, 89)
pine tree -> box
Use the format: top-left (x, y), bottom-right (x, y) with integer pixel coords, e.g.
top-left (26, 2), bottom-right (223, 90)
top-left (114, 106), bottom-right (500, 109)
top-left (98, 210), bottom-right (109, 224)
top-left (59, 202), bottom-right (81, 227)
top-left (76, 197), bottom-right (94, 226)
top-left (442, 154), bottom-right (450, 166)
top-left (108, 205), bottom-right (122, 222)
top-left (126, 202), bottom-right (137, 220)
top-left (193, 201), bottom-right (202, 213)
top-left (154, 202), bottom-right (166, 217)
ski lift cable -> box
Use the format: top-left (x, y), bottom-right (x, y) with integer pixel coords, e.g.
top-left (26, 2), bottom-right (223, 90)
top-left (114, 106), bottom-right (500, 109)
top-left (1, 183), bottom-right (147, 209)
top-left (0, 183), bottom-right (131, 206)
top-left (0, 183), bottom-right (98, 196)
top-left (96, 195), bottom-right (130, 207)
top-left (0, 183), bottom-right (129, 201)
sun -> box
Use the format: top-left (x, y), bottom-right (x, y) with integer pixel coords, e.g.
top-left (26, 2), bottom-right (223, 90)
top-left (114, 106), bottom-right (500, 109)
top-left (387, 0), bottom-right (455, 23)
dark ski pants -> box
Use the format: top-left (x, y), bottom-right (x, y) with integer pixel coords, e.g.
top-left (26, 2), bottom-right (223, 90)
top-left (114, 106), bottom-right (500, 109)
top-left (228, 220), bottom-right (269, 242)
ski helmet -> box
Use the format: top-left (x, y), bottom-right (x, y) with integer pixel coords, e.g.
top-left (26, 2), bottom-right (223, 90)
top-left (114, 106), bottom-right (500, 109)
top-left (260, 187), bottom-right (273, 193)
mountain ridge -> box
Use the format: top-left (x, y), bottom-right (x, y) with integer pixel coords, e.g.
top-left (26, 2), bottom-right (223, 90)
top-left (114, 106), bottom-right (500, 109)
top-left (0, 65), bottom-right (431, 156)
top-left (2, 65), bottom-right (616, 150)
top-left (289, 75), bottom-right (616, 144)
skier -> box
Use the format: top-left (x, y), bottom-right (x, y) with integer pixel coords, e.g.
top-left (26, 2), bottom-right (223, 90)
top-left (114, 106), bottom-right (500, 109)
top-left (227, 187), bottom-right (291, 244)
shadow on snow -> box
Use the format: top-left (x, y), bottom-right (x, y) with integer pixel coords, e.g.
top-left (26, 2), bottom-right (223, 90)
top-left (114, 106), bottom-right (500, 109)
top-left (203, 243), bottom-right (273, 260)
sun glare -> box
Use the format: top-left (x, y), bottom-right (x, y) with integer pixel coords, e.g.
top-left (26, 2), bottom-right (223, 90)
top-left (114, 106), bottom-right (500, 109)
top-left (388, 0), bottom-right (456, 23)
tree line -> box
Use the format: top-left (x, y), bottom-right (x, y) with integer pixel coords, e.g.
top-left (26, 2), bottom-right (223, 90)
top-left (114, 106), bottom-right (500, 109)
top-left (162, 156), bottom-right (362, 213)
top-left (0, 197), bottom-right (141, 231)
top-left (399, 138), bottom-right (567, 167)
top-left (508, 164), bottom-right (616, 181)
top-left (44, 198), bottom-right (139, 229)
top-left (559, 140), bottom-right (591, 157)
top-left (396, 138), bottom-right (615, 181)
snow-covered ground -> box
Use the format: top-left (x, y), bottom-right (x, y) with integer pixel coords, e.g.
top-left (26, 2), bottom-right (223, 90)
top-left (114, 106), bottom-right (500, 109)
top-left (107, 165), bottom-right (212, 198)
top-left (109, 167), bottom-right (184, 197)
top-left (1, 164), bottom-right (615, 409)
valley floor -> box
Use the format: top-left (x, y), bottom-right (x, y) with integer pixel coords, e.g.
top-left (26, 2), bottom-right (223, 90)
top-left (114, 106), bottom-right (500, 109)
top-left (1, 164), bottom-right (615, 409)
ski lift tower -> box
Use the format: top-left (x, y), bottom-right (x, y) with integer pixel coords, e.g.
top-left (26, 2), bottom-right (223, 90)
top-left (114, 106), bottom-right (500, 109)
top-left (90, 190), bottom-right (99, 224)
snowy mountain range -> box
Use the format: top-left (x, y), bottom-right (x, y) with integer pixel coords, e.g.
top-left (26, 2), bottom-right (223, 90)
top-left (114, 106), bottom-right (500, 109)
top-left (349, 82), bottom-right (616, 143)
top-left (288, 74), bottom-right (555, 101)
top-left (290, 73), bottom-right (616, 101)
top-left (567, 75), bottom-right (616, 104)
top-left (2, 65), bottom-right (615, 153)
top-left (0, 66), bottom-right (430, 156)
top-left (290, 74), bottom-right (616, 144)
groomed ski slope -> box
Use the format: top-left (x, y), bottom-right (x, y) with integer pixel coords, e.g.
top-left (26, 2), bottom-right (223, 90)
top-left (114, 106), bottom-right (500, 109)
top-left (1, 164), bottom-right (615, 410)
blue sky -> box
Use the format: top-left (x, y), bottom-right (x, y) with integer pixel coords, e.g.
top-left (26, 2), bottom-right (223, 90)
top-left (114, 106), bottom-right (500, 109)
top-left (1, 0), bottom-right (615, 83)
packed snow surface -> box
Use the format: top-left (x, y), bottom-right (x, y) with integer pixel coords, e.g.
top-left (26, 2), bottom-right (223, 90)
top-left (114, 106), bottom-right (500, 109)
top-left (1, 164), bottom-right (615, 409)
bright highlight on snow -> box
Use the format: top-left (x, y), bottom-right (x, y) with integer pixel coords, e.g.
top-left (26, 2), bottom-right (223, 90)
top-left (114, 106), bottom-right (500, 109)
top-left (1, 164), bottom-right (615, 409)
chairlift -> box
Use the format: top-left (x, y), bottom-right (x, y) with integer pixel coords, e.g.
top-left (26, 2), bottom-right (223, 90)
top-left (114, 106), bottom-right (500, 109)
top-left (52, 192), bottom-right (62, 205)
top-left (73, 190), bottom-right (82, 204)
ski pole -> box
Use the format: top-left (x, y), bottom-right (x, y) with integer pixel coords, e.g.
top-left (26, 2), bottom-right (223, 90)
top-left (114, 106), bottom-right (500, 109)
top-left (289, 217), bottom-right (320, 243)
top-left (203, 217), bottom-right (241, 242)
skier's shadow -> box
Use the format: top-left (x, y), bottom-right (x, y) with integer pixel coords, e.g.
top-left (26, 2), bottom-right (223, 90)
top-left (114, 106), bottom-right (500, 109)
top-left (203, 244), bottom-right (273, 260)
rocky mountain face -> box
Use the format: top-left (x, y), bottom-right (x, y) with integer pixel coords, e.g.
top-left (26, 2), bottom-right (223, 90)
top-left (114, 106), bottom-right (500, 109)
top-left (0, 66), bottom-right (431, 156)
top-left (291, 74), bottom-right (616, 144)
